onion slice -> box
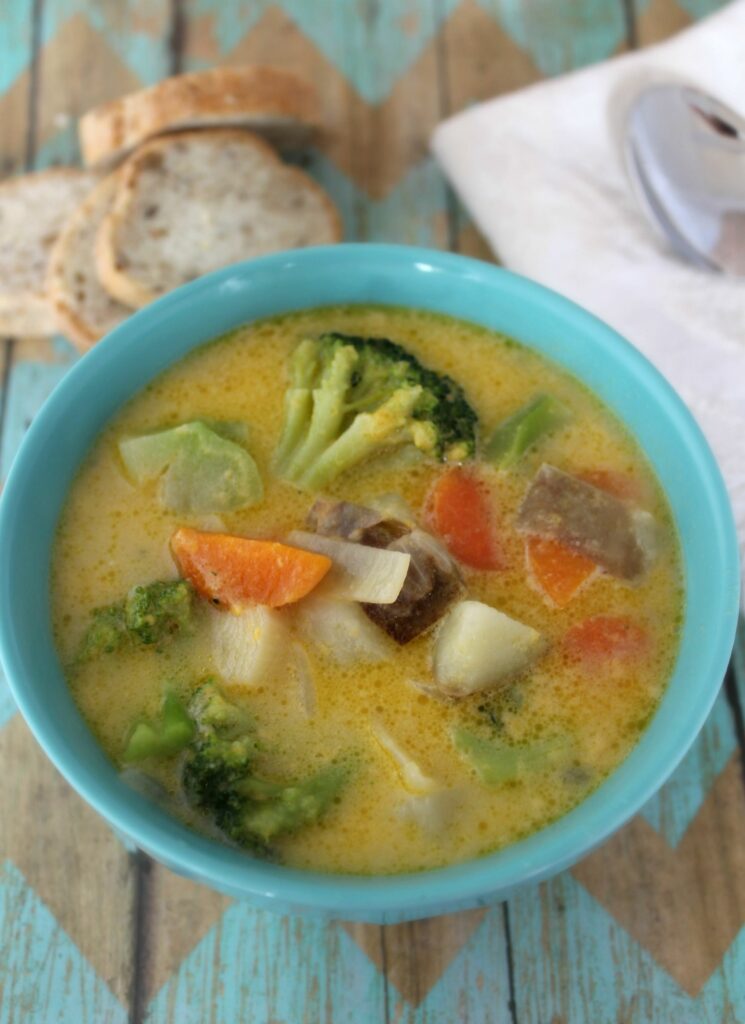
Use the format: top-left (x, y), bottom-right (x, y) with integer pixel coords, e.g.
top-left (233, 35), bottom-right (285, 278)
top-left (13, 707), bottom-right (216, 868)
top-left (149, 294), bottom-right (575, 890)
top-left (286, 530), bottom-right (410, 604)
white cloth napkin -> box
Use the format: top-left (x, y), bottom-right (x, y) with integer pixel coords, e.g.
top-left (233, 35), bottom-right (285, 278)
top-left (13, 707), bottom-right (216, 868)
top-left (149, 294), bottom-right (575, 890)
top-left (432, 2), bottom-right (745, 605)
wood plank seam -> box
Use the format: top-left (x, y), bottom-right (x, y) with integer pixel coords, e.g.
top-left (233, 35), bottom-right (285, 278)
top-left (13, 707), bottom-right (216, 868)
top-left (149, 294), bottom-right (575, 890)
top-left (501, 903), bottom-right (518, 1024)
top-left (0, 338), bottom-right (15, 462)
top-left (169, 0), bottom-right (185, 77)
top-left (432, 0), bottom-right (460, 255)
top-left (129, 851), bottom-right (152, 1024)
top-left (380, 928), bottom-right (392, 1024)
top-left (724, 663), bottom-right (745, 797)
top-left (621, 0), bottom-right (639, 50)
top-left (25, 0), bottom-right (43, 168)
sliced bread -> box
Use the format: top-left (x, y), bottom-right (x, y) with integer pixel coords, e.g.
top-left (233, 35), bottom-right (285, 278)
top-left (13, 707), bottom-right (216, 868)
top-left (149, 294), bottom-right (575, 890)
top-left (96, 130), bottom-right (343, 309)
top-left (47, 173), bottom-right (131, 349)
top-left (0, 168), bottom-right (97, 336)
top-left (79, 66), bottom-right (321, 169)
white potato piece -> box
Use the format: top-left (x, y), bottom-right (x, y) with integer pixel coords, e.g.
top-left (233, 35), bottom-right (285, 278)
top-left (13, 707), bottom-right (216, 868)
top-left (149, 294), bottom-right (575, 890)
top-left (294, 593), bottom-right (392, 664)
top-left (208, 604), bottom-right (289, 688)
top-left (433, 600), bottom-right (545, 698)
top-left (286, 530), bottom-right (410, 604)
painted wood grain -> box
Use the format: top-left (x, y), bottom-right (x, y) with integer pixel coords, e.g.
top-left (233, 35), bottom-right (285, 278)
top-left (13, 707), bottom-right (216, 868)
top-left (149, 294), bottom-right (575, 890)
top-left (634, 0), bottom-right (730, 46)
top-left (0, 0), bottom-right (35, 174)
top-left (0, 716), bottom-right (137, 1014)
top-left (34, 1), bottom-right (173, 167)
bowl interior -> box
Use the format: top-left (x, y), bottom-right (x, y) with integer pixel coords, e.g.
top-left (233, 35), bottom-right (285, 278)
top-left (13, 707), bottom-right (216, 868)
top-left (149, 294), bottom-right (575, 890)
top-left (0, 244), bottom-right (738, 921)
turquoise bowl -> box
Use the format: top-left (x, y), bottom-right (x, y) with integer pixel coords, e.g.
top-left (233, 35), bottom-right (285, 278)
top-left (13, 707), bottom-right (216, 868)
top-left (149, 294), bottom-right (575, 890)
top-left (0, 245), bottom-right (739, 922)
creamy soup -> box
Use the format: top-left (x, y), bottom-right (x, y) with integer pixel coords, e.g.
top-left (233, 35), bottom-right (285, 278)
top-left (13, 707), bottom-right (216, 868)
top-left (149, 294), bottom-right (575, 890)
top-left (51, 306), bottom-right (683, 874)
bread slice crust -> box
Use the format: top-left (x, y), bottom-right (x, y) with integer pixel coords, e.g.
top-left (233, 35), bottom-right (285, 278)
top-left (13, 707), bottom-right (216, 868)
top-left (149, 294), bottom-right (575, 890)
top-left (0, 167), bottom-right (97, 337)
top-left (47, 172), bottom-right (131, 349)
top-left (79, 66), bottom-right (321, 169)
top-left (96, 129), bottom-right (342, 309)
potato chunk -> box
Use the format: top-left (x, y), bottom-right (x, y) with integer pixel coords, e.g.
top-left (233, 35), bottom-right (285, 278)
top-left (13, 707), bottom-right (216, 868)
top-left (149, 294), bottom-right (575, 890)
top-left (208, 605), bottom-right (289, 688)
top-left (433, 600), bottom-right (544, 697)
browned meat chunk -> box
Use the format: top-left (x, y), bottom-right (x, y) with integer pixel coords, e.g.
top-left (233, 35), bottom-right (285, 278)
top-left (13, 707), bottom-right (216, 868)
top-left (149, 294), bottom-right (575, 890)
top-left (307, 499), bottom-right (409, 547)
top-left (364, 530), bottom-right (464, 644)
top-left (306, 499), bottom-right (463, 643)
top-left (516, 464), bottom-right (656, 581)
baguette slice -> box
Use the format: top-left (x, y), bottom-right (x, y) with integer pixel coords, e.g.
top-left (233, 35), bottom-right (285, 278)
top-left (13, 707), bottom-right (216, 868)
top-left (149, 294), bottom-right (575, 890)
top-left (47, 173), bottom-right (131, 349)
top-left (96, 130), bottom-right (342, 309)
top-left (0, 168), bottom-right (97, 336)
top-left (80, 66), bottom-right (321, 169)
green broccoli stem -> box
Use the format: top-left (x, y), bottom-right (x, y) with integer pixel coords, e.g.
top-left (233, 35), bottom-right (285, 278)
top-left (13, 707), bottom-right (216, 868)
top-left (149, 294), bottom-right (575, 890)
top-left (298, 386), bottom-right (423, 491)
top-left (123, 691), bottom-right (195, 762)
top-left (273, 340), bottom-right (320, 473)
top-left (283, 345), bottom-right (358, 481)
top-left (485, 394), bottom-right (567, 469)
top-left (274, 389), bottom-right (314, 473)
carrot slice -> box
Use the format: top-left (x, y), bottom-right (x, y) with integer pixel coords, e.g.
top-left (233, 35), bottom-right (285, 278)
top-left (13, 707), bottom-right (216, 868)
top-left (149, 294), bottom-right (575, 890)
top-left (577, 469), bottom-right (641, 502)
top-left (525, 536), bottom-right (597, 608)
top-left (565, 616), bottom-right (650, 666)
top-left (171, 527), bottom-right (332, 610)
top-left (425, 467), bottom-right (504, 570)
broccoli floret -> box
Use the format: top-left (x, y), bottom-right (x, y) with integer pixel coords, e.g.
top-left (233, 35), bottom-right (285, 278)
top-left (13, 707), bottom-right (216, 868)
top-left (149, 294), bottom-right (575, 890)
top-left (274, 333), bottom-right (478, 491)
top-left (125, 580), bottom-right (193, 645)
top-left (235, 765), bottom-right (348, 843)
top-left (181, 680), bottom-right (347, 853)
top-left (78, 580), bottom-right (193, 662)
top-left (79, 603), bottom-right (128, 660)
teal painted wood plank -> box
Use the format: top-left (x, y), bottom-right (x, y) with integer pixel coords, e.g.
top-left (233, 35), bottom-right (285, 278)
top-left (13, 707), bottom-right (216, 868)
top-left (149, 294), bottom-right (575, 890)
top-left (390, 907), bottom-right (512, 1024)
top-left (34, 0), bottom-right (173, 167)
top-left (475, 0), bottom-right (628, 77)
top-left (509, 871), bottom-right (745, 1024)
top-left (145, 908), bottom-right (387, 1024)
top-left (0, 0), bottom-right (35, 94)
top-left (0, 0), bottom-right (34, 173)
top-left (309, 153), bottom-right (449, 247)
top-left (185, 0), bottom-right (460, 101)
top-left (38, 0), bottom-right (174, 87)
top-left (0, 861), bottom-right (128, 1024)
top-left (635, 0), bottom-right (732, 21)
top-left (677, 0), bottom-right (732, 16)
top-left (0, 344), bottom-right (77, 483)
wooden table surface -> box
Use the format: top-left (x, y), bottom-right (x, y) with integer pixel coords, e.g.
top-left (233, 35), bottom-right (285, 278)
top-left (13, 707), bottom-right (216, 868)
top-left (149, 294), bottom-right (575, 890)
top-left (1, 1), bottom-right (744, 1021)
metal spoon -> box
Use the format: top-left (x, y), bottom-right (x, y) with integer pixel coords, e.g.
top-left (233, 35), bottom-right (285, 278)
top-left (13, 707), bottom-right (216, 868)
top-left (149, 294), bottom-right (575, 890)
top-left (624, 84), bottom-right (745, 276)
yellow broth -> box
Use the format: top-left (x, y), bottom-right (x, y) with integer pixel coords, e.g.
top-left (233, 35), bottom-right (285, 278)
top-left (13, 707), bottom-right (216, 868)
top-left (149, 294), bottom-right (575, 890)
top-left (51, 306), bottom-right (683, 874)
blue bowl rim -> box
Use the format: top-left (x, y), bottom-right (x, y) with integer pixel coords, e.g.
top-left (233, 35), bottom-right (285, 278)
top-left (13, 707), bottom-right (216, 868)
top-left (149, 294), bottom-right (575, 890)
top-left (0, 242), bottom-right (739, 915)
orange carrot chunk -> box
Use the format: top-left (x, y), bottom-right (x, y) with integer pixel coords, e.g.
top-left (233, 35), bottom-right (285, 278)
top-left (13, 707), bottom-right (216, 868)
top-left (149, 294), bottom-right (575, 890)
top-left (425, 467), bottom-right (504, 571)
top-left (565, 615), bottom-right (650, 666)
top-left (170, 527), bottom-right (332, 611)
top-left (525, 536), bottom-right (597, 608)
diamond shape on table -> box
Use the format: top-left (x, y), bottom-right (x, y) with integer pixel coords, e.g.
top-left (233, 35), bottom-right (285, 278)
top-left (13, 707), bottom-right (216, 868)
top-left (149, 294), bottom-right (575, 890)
top-left (145, 901), bottom-right (386, 1024)
top-left (0, 859), bottom-right (128, 1023)
top-left (342, 906), bottom-right (489, 1007)
top-left (475, 0), bottom-right (628, 77)
top-left (510, 867), bottom-right (745, 1020)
